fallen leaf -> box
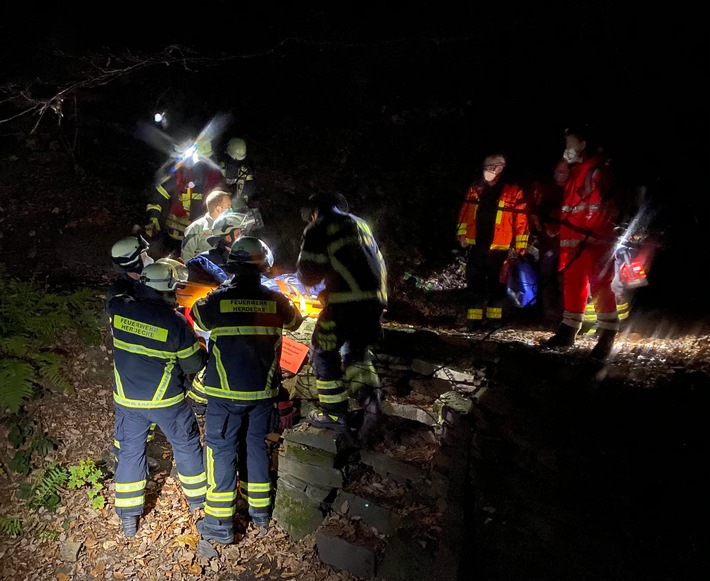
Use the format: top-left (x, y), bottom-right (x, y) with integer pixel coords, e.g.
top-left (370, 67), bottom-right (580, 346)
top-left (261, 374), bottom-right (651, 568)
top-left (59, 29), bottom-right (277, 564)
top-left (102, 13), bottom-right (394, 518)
top-left (90, 564), bottom-right (106, 576)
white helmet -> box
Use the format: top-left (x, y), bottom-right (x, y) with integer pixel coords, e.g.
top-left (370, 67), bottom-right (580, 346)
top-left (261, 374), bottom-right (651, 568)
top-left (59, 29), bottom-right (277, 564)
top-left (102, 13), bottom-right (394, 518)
top-left (207, 210), bottom-right (256, 245)
top-left (155, 258), bottom-right (189, 283)
top-left (139, 261), bottom-right (186, 292)
top-left (227, 236), bottom-right (274, 271)
top-left (111, 236), bottom-right (150, 272)
top-left (226, 137), bottom-right (247, 161)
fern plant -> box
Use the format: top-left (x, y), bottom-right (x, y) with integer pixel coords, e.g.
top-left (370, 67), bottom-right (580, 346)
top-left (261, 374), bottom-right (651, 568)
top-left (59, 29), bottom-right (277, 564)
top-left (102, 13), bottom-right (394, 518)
top-left (17, 462), bottom-right (68, 512)
top-left (3, 413), bottom-right (58, 475)
top-left (0, 267), bottom-right (102, 413)
top-left (0, 517), bottom-right (23, 536)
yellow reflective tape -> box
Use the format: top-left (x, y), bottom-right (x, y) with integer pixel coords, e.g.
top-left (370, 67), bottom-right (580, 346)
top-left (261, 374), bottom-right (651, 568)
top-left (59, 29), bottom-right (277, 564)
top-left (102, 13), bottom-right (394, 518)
top-left (114, 316), bottom-right (168, 342)
top-left (183, 486), bottom-right (207, 498)
top-left (115, 496), bottom-right (145, 507)
top-left (467, 308), bottom-right (484, 321)
top-left (177, 342), bottom-right (202, 359)
top-left (115, 480), bottom-right (147, 492)
top-left (205, 506), bottom-right (235, 518)
top-left (156, 185), bottom-right (171, 200)
top-left (247, 498), bottom-right (271, 508)
top-left (205, 446), bottom-right (215, 489)
top-left (210, 326), bottom-right (281, 337)
top-left (316, 379), bottom-right (341, 390)
top-left (241, 482), bottom-right (271, 492)
top-left (207, 490), bottom-right (238, 501)
top-left (113, 338), bottom-right (175, 358)
top-left (179, 472), bottom-right (207, 485)
top-left (319, 392), bottom-right (348, 404)
top-left (202, 386), bottom-right (278, 400)
top-left (113, 392), bottom-right (184, 408)
top-left (486, 307), bottom-right (502, 319)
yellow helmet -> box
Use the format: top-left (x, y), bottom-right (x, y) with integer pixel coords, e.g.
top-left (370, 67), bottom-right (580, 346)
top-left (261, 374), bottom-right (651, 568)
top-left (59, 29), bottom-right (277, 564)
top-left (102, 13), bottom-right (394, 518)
top-left (226, 138), bottom-right (247, 161)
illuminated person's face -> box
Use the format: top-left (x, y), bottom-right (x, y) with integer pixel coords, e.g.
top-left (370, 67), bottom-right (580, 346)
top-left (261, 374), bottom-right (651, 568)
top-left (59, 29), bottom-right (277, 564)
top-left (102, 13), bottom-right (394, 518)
top-left (483, 157), bottom-right (506, 184)
top-left (563, 134), bottom-right (586, 164)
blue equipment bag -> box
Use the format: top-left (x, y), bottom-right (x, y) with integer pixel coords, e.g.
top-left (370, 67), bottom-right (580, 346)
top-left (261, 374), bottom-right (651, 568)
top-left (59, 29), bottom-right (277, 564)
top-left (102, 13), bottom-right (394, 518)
top-left (507, 256), bottom-right (538, 308)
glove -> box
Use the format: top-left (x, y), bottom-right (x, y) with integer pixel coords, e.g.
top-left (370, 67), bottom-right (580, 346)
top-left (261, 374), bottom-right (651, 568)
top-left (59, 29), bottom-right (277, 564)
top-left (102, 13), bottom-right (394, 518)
top-left (144, 217), bottom-right (161, 239)
top-left (313, 320), bottom-right (337, 351)
top-left (507, 247), bottom-right (518, 259)
top-left (278, 401), bottom-right (295, 430)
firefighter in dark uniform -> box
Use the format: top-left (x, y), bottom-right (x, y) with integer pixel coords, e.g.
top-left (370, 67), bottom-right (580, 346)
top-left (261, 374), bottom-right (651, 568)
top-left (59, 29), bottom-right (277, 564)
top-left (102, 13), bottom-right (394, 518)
top-left (297, 192), bottom-right (388, 433)
top-left (144, 140), bottom-right (225, 257)
top-left (107, 235), bottom-right (162, 470)
top-left (223, 138), bottom-right (256, 209)
top-left (190, 237), bottom-right (303, 544)
top-left (107, 260), bottom-right (208, 538)
top-left (222, 137), bottom-right (264, 232)
top-left (107, 235), bottom-right (152, 304)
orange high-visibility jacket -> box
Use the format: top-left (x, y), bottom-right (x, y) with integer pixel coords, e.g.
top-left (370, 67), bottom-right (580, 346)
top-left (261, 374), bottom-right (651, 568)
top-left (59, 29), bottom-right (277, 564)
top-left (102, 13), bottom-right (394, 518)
top-left (456, 183), bottom-right (529, 251)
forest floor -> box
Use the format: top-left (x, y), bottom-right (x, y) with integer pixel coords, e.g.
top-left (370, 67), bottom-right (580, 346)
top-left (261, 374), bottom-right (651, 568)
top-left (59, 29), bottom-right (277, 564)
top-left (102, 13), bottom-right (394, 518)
top-left (1, 122), bottom-right (709, 581)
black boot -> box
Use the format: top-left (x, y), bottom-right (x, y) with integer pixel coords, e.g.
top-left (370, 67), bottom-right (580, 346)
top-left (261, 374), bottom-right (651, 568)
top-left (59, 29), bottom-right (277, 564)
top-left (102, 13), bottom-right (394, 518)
top-left (590, 329), bottom-right (616, 360)
top-left (545, 323), bottom-right (578, 347)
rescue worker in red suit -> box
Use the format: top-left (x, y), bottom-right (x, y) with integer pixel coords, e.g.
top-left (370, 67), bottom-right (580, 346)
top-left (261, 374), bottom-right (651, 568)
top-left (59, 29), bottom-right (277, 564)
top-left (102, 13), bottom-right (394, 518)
top-left (545, 125), bottom-right (620, 360)
top-left (456, 153), bottom-right (529, 329)
top-left (190, 237), bottom-right (303, 544)
top-left (107, 260), bottom-right (208, 538)
top-left (144, 140), bottom-right (225, 257)
top-left (297, 192), bottom-right (388, 436)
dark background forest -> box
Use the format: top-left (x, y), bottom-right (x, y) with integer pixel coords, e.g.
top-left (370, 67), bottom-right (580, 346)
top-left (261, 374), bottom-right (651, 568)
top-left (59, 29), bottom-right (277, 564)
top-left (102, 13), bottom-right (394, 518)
top-left (0, 3), bottom-right (707, 321)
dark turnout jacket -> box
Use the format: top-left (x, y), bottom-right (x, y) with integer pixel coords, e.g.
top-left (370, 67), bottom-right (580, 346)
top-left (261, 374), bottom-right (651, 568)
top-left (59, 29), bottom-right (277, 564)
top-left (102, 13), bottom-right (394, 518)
top-left (107, 285), bottom-right (207, 408)
top-left (190, 273), bottom-right (303, 401)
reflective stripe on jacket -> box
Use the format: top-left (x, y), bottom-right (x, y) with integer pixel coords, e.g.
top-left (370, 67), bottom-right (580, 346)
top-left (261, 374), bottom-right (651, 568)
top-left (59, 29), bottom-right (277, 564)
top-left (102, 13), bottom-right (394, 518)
top-left (107, 289), bottom-right (207, 409)
top-left (558, 155), bottom-right (617, 249)
top-left (456, 183), bottom-right (529, 250)
top-left (297, 210), bottom-right (388, 307)
top-left (190, 276), bottom-right (303, 401)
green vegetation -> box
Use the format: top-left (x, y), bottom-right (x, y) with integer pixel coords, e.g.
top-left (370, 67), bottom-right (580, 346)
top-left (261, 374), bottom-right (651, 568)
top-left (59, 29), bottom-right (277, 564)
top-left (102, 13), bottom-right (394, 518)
top-left (0, 268), bottom-right (107, 539)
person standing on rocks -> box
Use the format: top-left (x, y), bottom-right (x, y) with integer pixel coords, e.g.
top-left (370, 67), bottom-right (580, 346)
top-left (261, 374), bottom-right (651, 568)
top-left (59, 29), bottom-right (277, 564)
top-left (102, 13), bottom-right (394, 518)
top-left (297, 192), bottom-right (388, 437)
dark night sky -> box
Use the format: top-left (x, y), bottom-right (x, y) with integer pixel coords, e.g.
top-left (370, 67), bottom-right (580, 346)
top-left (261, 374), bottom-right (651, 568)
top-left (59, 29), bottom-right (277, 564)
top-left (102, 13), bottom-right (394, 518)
top-left (4, 4), bottom-right (702, 169)
top-left (1, 4), bottom-right (706, 275)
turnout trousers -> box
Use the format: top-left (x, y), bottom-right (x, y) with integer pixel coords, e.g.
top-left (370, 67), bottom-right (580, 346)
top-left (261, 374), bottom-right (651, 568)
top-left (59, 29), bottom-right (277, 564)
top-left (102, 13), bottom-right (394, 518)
top-left (113, 401), bottom-right (207, 517)
top-left (464, 246), bottom-right (509, 323)
top-left (203, 398), bottom-right (273, 534)
top-left (310, 302), bottom-right (384, 416)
